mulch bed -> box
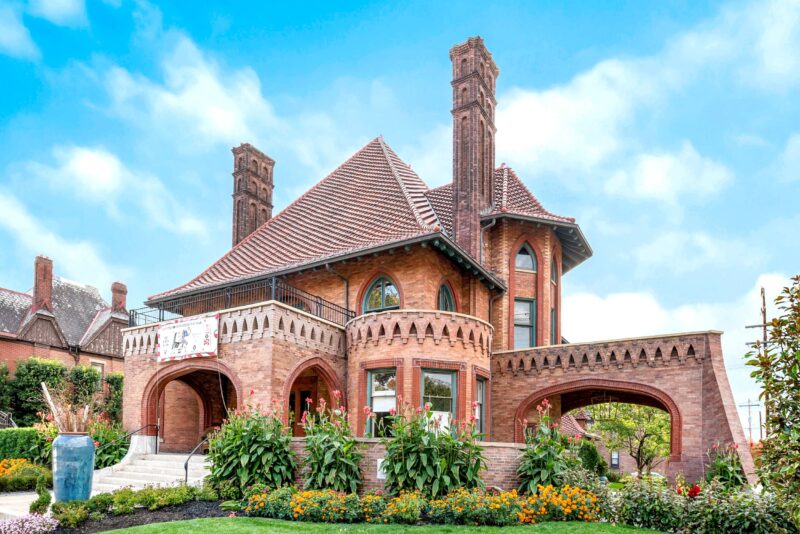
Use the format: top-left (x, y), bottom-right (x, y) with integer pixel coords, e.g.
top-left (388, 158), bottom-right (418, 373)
top-left (55, 500), bottom-right (227, 533)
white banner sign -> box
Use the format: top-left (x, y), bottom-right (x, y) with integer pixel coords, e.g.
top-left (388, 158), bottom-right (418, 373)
top-left (157, 314), bottom-right (219, 362)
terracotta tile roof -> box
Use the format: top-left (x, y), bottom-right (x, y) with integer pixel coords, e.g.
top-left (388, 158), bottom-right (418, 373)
top-left (490, 165), bottom-right (576, 223)
top-left (560, 414), bottom-right (590, 438)
top-left (149, 137), bottom-right (444, 301)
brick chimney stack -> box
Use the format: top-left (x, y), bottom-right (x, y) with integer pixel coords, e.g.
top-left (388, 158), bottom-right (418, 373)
top-left (231, 143), bottom-right (275, 247)
top-left (33, 255), bottom-right (53, 312)
top-left (111, 282), bottom-right (128, 313)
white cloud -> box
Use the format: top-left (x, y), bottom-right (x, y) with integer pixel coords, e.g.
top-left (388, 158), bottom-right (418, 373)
top-left (28, 0), bottom-right (87, 27)
top-left (776, 133), bottom-right (800, 182)
top-left (0, 4), bottom-right (39, 60)
top-left (632, 231), bottom-right (758, 276)
top-left (563, 273), bottom-right (790, 433)
top-left (27, 145), bottom-right (207, 236)
top-left (0, 192), bottom-right (122, 291)
top-left (605, 142), bottom-right (733, 204)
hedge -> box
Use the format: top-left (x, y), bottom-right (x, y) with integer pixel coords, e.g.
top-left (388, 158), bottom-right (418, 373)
top-left (0, 427), bottom-right (50, 464)
top-left (11, 358), bottom-right (66, 427)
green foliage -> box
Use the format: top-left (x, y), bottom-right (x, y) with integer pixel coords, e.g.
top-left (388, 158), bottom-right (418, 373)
top-left (427, 488), bottom-right (522, 526)
top-left (382, 491), bottom-right (427, 524)
top-left (0, 459), bottom-right (51, 492)
top-left (103, 372), bottom-right (124, 423)
top-left (11, 358), bottom-right (66, 427)
top-left (747, 275), bottom-right (800, 527)
top-left (705, 442), bottom-right (747, 490)
top-left (607, 479), bottom-right (685, 532)
top-left (208, 401), bottom-right (296, 498)
top-left (289, 489), bottom-right (362, 523)
top-left (577, 439), bottom-right (607, 475)
top-left (517, 399), bottom-right (578, 493)
top-left (0, 364), bottom-right (12, 413)
top-left (379, 401), bottom-right (486, 498)
top-left (360, 493), bottom-right (387, 523)
top-left (0, 427), bottom-right (50, 464)
top-left (243, 486), bottom-right (295, 519)
top-left (91, 419), bottom-right (128, 468)
top-left (301, 391), bottom-right (363, 493)
top-left (586, 402), bottom-right (670, 475)
top-left (605, 470), bottom-right (622, 483)
top-left (29, 474), bottom-right (51, 514)
top-left (66, 365), bottom-right (101, 406)
top-left (683, 482), bottom-right (796, 534)
top-left (51, 501), bottom-right (90, 528)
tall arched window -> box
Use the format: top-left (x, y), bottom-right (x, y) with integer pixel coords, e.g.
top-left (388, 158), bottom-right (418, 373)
top-left (437, 284), bottom-right (455, 312)
top-left (363, 277), bottom-right (400, 313)
top-left (551, 258), bottom-right (558, 345)
top-left (515, 245), bottom-right (537, 271)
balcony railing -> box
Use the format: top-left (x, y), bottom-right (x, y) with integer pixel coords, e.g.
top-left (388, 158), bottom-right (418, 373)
top-left (129, 277), bottom-right (355, 327)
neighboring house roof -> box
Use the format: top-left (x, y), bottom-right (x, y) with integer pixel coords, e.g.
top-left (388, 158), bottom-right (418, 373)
top-left (149, 137), bottom-right (589, 303)
top-left (560, 414), bottom-right (592, 438)
top-left (0, 277), bottom-right (126, 355)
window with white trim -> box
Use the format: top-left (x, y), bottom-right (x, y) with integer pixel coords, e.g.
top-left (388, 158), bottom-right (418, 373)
top-left (368, 369), bottom-right (396, 437)
top-left (422, 370), bottom-right (456, 431)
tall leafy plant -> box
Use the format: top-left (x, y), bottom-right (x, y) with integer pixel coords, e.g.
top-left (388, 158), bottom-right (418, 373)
top-left (208, 397), bottom-right (296, 498)
top-left (11, 358), bottom-right (66, 427)
top-left (517, 399), bottom-right (578, 493)
top-left (0, 364), bottom-right (12, 413)
top-left (302, 390), bottom-right (363, 493)
top-left (67, 365), bottom-right (101, 406)
top-left (705, 442), bottom-right (747, 490)
top-left (747, 274), bottom-right (800, 526)
top-left (102, 373), bottom-right (124, 423)
top-left (379, 399), bottom-right (485, 498)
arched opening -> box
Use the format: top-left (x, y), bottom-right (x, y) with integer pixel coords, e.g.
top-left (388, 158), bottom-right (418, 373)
top-left (141, 361), bottom-right (240, 453)
top-left (437, 282), bottom-right (456, 312)
top-left (513, 379), bottom-right (681, 464)
top-left (362, 275), bottom-right (400, 313)
top-left (283, 358), bottom-right (343, 437)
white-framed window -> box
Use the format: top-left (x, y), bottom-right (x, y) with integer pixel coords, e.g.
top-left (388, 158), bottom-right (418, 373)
top-left (91, 361), bottom-right (105, 389)
top-left (514, 299), bottom-right (536, 349)
top-left (422, 370), bottom-right (456, 431)
top-left (475, 378), bottom-right (486, 436)
top-left (368, 369), bottom-right (396, 437)
top-left (611, 451), bottom-right (620, 469)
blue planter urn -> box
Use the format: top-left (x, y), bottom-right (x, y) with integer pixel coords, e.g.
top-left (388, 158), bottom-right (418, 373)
top-left (52, 433), bottom-right (94, 502)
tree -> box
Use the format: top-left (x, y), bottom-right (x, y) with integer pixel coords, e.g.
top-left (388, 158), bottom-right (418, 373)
top-left (11, 358), bottom-right (66, 427)
top-left (747, 275), bottom-right (800, 526)
top-left (586, 402), bottom-right (670, 475)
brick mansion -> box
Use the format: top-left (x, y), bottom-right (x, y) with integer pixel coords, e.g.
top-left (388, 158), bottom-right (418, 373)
top-left (121, 37), bottom-right (753, 482)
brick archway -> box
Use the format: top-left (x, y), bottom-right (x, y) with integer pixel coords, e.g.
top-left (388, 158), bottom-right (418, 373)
top-left (282, 356), bottom-right (344, 429)
top-left (140, 358), bottom-right (242, 438)
top-left (512, 378), bottom-right (682, 461)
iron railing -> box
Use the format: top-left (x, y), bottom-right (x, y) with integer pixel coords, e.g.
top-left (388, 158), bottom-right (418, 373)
top-left (0, 411), bottom-right (15, 429)
top-left (184, 436), bottom-right (210, 484)
top-left (130, 277), bottom-right (355, 328)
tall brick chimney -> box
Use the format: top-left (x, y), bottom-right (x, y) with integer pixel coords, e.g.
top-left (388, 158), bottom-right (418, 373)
top-left (111, 282), bottom-right (127, 313)
top-left (450, 37), bottom-right (499, 259)
top-left (231, 143), bottom-right (275, 247)
top-left (33, 255), bottom-right (53, 312)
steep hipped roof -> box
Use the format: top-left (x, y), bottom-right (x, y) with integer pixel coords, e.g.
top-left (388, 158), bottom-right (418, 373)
top-left (0, 277), bottom-right (126, 349)
top-left (425, 166), bottom-right (592, 272)
top-left (149, 137), bottom-right (447, 302)
top-left (150, 138), bottom-right (589, 303)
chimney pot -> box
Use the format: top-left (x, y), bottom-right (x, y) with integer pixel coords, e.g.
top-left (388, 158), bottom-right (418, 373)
top-left (111, 281), bottom-right (127, 312)
top-left (33, 255), bottom-right (53, 312)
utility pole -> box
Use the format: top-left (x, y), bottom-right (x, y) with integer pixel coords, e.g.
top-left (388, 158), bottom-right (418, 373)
top-left (739, 398), bottom-right (760, 444)
top-left (745, 286), bottom-right (770, 435)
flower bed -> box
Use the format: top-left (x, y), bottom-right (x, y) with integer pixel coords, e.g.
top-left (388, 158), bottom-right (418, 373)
top-left (240, 484), bottom-right (601, 526)
top-left (0, 459), bottom-right (51, 492)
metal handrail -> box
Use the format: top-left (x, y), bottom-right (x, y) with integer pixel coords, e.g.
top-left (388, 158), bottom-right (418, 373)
top-left (184, 436), bottom-right (209, 484)
top-left (0, 411), bottom-right (16, 429)
top-left (95, 423), bottom-right (159, 457)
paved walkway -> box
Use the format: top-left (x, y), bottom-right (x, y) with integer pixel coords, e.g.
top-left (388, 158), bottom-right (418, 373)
top-left (0, 491), bottom-right (41, 519)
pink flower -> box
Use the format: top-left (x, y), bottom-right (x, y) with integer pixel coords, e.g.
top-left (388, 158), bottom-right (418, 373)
top-left (389, 408), bottom-right (396, 416)
top-left (470, 415), bottom-right (476, 422)
top-left (472, 401), bottom-right (478, 409)
top-left (363, 406), bottom-right (372, 416)
top-left (574, 433), bottom-right (582, 441)
top-left (94, 441), bottom-right (100, 447)
top-left (424, 402), bottom-right (431, 411)
top-left (305, 397), bottom-right (313, 405)
top-left (522, 418), bottom-right (528, 427)
top-left (416, 407), bottom-right (422, 414)
top-left (542, 398), bottom-right (550, 408)
top-left (332, 390), bottom-right (341, 400)
top-left (250, 388), bottom-right (255, 396)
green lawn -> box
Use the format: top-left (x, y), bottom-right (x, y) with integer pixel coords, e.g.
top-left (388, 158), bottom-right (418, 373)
top-left (109, 517), bottom-right (662, 533)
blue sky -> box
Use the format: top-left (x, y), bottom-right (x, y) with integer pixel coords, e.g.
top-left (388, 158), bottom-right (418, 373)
top-left (1, 0), bottom-right (798, 432)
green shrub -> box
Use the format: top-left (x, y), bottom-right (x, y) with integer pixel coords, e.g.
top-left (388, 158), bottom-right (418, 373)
top-left (288, 489), bottom-right (362, 523)
top-left (91, 419), bottom-right (128, 468)
top-left (705, 442), bottom-right (747, 490)
top-left (302, 391), bottom-right (363, 493)
top-left (0, 458), bottom-right (51, 492)
top-left (380, 401), bottom-right (485, 498)
top-left (360, 493), bottom-right (387, 523)
top-left (606, 470), bottom-right (622, 483)
top-left (608, 479), bottom-right (685, 531)
top-left (10, 358), bottom-right (66, 427)
top-left (0, 427), bottom-right (49, 464)
top-left (208, 402), bottom-right (296, 498)
top-left (0, 364), bottom-right (12, 413)
top-left (86, 492), bottom-right (114, 515)
top-left (683, 484), bottom-right (796, 534)
top-left (244, 486), bottom-right (295, 519)
top-left (111, 487), bottom-right (137, 515)
top-left (577, 439), bottom-right (607, 475)
top-left (67, 365), bottom-right (101, 406)
top-left (135, 485), bottom-right (197, 510)
top-left (103, 373), bottom-right (124, 423)
top-left (28, 474), bottom-right (51, 514)
top-left (427, 488), bottom-right (522, 526)
top-left (517, 399), bottom-right (578, 493)
top-left (382, 491), bottom-right (426, 524)
top-left (50, 501), bottom-right (89, 528)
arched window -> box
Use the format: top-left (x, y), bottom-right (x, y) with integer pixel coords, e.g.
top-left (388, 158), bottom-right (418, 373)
top-left (252, 159), bottom-right (259, 172)
top-left (437, 284), bottom-right (455, 312)
top-left (363, 277), bottom-right (400, 313)
top-left (460, 58), bottom-right (467, 76)
top-left (551, 258), bottom-right (558, 345)
top-left (551, 258), bottom-right (558, 284)
top-left (515, 245), bottom-right (537, 271)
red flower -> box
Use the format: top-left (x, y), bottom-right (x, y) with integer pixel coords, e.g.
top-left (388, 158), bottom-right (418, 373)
top-left (688, 485), bottom-right (701, 498)
top-left (93, 441), bottom-right (100, 447)
top-left (249, 388), bottom-right (255, 396)
top-left (677, 486), bottom-right (683, 495)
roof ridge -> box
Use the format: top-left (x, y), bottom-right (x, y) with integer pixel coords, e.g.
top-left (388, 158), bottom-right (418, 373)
top-left (377, 137), bottom-right (440, 230)
top-left (503, 166), bottom-right (575, 223)
top-left (0, 287), bottom-right (32, 299)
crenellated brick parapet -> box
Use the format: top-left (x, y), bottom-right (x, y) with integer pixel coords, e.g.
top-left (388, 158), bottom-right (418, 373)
top-left (122, 300), bottom-right (345, 359)
top-left (491, 330), bottom-right (713, 376)
top-left (346, 309), bottom-right (493, 354)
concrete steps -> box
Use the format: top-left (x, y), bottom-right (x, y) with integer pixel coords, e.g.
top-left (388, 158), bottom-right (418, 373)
top-left (92, 453), bottom-right (210, 494)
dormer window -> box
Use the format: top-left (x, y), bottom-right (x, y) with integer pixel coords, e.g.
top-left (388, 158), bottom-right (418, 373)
top-left (363, 276), bottom-right (400, 313)
top-left (515, 245), bottom-right (537, 271)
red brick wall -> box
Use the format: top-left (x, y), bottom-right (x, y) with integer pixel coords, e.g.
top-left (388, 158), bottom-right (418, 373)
top-left (0, 338), bottom-right (123, 375)
top-left (290, 438), bottom-right (523, 493)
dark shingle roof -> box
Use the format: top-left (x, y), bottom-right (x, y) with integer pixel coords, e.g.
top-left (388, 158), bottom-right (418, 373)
top-left (0, 289), bottom-right (32, 336)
